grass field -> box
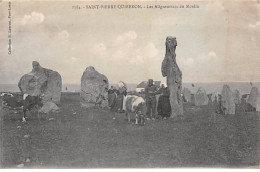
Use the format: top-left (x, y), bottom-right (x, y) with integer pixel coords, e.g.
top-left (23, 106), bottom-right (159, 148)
top-left (1, 92), bottom-right (260, 168)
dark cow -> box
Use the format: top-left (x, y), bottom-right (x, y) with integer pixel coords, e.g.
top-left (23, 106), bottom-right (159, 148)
top-left (1, 93), bottom-right (23, 108)
top-left (22, 94), bottom-right (43, 122)
top-left (0, 93), bottom-right (43, 122)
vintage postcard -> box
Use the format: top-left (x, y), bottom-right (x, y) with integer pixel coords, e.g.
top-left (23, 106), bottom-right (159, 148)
top-left (0, 0), bottom-right (259, 169)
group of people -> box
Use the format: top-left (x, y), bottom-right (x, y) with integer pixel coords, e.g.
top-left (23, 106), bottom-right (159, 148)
top-left (107, 79), bottom-right (172, 120)
top-left (145, 79), bottom-right (171, 120)
top-left (108, 82), bottom-right (127, 113)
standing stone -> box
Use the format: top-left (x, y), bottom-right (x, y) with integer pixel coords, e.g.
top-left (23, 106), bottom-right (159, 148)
top-left (80, 66), bottom-right (109, 108)
top-left (247, 87), bottom-right (260, 111)
top-left (18, 61), bottom-right (62, 113)
top-left (18, 74), bottom-right (42, 97)
top-left (161, 36), bottom-right (183, 117)
top-left (233, 89), bottom-right (241, 105)
top-left (221, 85), bottom-right (235, 115)
top-left (183, 87), bottom-right (191, 102)
top-left (194, 88), bottom-right (209, 106)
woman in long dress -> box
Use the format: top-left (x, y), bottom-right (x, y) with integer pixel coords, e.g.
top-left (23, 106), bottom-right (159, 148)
top-left (111, 81), bottom-right (127, 113)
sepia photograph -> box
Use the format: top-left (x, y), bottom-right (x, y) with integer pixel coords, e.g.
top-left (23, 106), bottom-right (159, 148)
top-left (0, 0), bottom-right (260, 168)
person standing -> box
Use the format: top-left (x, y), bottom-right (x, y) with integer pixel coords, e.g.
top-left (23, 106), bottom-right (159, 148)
top-left (111, 81), bottom-right (127, 113)
top-left (108, 86), bottom-right (117, 109)
top-left (155, 84), bottom-right (165, 116)
top-left (145, 79), bottom-right (158, 120)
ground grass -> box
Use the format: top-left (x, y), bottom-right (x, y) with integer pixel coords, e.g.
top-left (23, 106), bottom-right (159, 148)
top-left (0, 92), bottom-right (259, 168)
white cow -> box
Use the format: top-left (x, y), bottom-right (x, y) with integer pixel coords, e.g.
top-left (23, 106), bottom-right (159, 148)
top-left (123, 95), bottom-right (146, 124)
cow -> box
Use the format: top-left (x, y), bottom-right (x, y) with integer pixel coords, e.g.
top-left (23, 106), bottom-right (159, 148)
top-left (123, 95), bottom-right (146, 125)
top-left (0, 93), bottom-right (23, 108)
top-left (22, 94), bottom-right (43, 122)
top-left (0, 93), bottom-right (43, 122)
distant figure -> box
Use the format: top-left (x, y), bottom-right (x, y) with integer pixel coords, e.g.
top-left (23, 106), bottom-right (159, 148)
top-left (66, 87), bottom-right (68, 92)
top-left (157, 87), bottom-right (171, 119)
top-left (212, 95), bottom-right (218, 112)
top-left (213, 95), bottom-right (218, 106)
top-left (207, 94), bottom-right (213, 106)
top-left (145, 79), bottom-right (158, 120)
top-left (216, 95), bottom-right (223, 114)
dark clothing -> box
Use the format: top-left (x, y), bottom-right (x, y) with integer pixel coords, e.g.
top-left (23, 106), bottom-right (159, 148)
top-left (157, 95), bottom-right (171, 118)
top-left (146, 97), bottom-right (156, 119)
top-left (157, 87), bottom-right (165, 94)
top-left (216, 97), bottom-right (223, 114)
top-left (111, 94), bottom-right (124, 112)
top-left (145, 85), bottom-right (157, 101)
top-left (111, 87), bottom-right (127, 112)
top-left (108, 89), bottom-right (115, 94)
top-left (145, 84), bottom-right (158, 118)
top-left (108, 92), bottom-right (117, 108)
top-left (118, 87), bottom-right (127, 96)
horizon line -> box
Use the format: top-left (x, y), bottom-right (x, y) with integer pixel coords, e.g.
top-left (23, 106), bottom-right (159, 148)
top-left (1, 81), bottom-right (260, 85)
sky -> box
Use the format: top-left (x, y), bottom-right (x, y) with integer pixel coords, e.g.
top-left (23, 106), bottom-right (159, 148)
top-left (0, 0), bottom-right (259, 84)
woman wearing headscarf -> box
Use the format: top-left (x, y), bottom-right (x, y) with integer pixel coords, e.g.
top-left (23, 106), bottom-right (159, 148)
top-left (111, 81), bottom-right (127, 113)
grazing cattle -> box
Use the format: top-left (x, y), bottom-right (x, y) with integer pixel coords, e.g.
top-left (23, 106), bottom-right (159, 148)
top-left (0, 93), bottom-right (43, 122)
top-left (0, 93), bottom-right (23, 108)
top-left (123, 95), bottom-right (146, 124)
top-left (22, 94), bottom-right (43, 122)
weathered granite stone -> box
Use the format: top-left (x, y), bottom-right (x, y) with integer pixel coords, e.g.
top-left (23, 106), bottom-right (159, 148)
top-left (221, 85), bottom-right (235, 115)
top-left (194, 87), bottom-right (209, 106)
top-left (18, 61), bottom-right (62, 113)
top-left (161, 36), bottom-right (183, 117)
top-left (247, 87), bottom-right (260, 111)
top-left (80, 66), bottom-right (109, 108)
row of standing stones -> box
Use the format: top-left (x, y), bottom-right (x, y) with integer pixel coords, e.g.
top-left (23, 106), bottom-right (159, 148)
top-left (17, 37), bottom-right (260, 116)
top-left (79, 36), bottom-right (260, 116)
top-left (183, 85), bottom-right (260, 115)
top-left (17, 61), bottom-right (109, 113)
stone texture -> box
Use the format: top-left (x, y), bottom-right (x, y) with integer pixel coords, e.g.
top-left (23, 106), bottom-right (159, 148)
top-left (80, 66), bottom-right (109, 108)
top-left (161, 36), bottom-right (183, 117)
top-left (233, 89), bottom-right (241, 105)
top-left (39, 102), bottom-right (60, 113)
top-left (183, 87), bottom-right (191, 102)
top-left (208, 92), bottom-right (219, 104)
top-left (18, 74), bottom-right (42, 97)
top-left (247, 87), bottom-right (260, 111)
top-left (194, 87), bottom-right (209, 106)
top-left (221, 85), bottom-right (235, 115)
top-left (18, 61), bottom-right (62, 113)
